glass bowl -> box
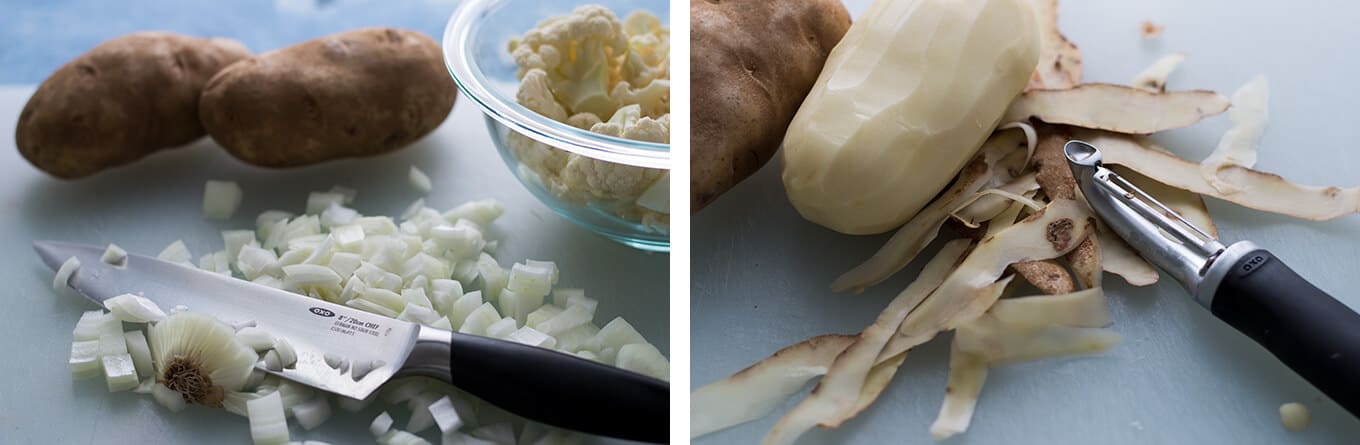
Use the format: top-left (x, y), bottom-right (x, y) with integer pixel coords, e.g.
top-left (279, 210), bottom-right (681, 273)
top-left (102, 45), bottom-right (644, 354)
top-left (443, 0), bottom-right (671, 252)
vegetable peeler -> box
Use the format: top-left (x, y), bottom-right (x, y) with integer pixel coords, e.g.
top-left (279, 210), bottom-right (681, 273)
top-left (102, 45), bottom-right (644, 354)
top-left (1064, 140), bottom-right (1360, 418)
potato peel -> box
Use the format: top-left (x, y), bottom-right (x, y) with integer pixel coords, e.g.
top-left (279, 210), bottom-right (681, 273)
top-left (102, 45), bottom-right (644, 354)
top-left (1075, 129), bottom-right (1360, 221)
top-left (1011, 260), bottom-right (1076, 295)
top-left (690, 334), bottom-right (856, 438)
top-left (951, 174), bottom-right (1042, 228)
top-left (1201, 75), bottom-right (1269, 194)
top-left (1027, 0), bottom-right (1081, 90)
top-left (1132, 53), bottom-right (1186, 93)
top-left (1095, 225), bottom-right (1160, 286)
top-left (930, 349), bottom-right (988, 439)
top-left (1005, 83), bottom-right (1230, 134)
top-left (833, 131), bottom-right (1026, 293)
top-left (763, 241), bottom-right (970, 443)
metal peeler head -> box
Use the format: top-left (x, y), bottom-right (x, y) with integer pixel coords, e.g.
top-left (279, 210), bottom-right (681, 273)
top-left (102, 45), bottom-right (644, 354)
top-left (1064, 140), bottom-right (1227, 296)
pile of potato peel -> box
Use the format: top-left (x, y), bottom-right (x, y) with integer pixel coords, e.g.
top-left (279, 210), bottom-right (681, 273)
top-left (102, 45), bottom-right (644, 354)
top-left (693, 0), bottom-right (1360, 442)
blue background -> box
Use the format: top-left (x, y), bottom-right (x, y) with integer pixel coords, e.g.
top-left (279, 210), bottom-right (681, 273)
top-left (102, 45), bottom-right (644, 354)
top-left (0, 0), bottom-right (463, 83)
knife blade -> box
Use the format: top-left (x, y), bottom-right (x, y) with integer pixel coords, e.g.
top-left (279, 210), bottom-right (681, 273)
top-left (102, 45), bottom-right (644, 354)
top-left (36, 240), bottom-right (670, 442)
top-left (36, 240), bottom-right (414, 401)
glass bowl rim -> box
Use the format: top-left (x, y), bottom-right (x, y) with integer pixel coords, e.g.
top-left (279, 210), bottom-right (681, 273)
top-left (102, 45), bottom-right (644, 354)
top-left (442, 0), bottom-right (670, 170)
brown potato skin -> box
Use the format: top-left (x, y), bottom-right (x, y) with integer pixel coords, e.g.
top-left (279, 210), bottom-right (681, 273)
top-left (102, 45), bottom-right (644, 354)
top-left (16, 32), bottom-right (251, 178)
top-left (690, 0), bottom-right (851, 212)
top-left (200, 28), bottom-right (456, 167)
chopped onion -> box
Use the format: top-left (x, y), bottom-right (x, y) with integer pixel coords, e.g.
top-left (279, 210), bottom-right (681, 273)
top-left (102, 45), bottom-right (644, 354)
top-left (332, 223), bottom-right (367, 249)
top-left (360, 288), bottom-right (406, 313)
top-left (430, 317), bottom-right (453, 330)
top-left (553, 324), bottom-right (600, 353)
top-left (406, 392), bottom-right (441, 432)
top-left (475, 254), bottom-right (508, 301)
top-left (134, 378), bottom-right (155, 394)
top-left (199, 250), bottom-right (232, 275)
top-left (442, 199), bottom-right (504, 228)
top-left (485, 318), bottom-right (518, 339)
top-left (320, 203), bottom-right (360, 228)
top-left (428, 395), bottom-right (465, 433)
top-left (470, 423), bottom-right (515, 444)
top-left (97, 315), bottom-right (128, 357)
top-left (204, 180), bottom-right (243, 220)
top-left (497, 288), bottom-right (542, 326)
top-left (53, 256), bottom-right (80, 291)
top-left (236, 327), bottom-right (277, 352)
top-left (507, 263), bottom-right (553, 298)
top-left (615, 343), bottom-right (669, 380)
top-left (402, 288), bottom-right (433, 308)
top-left (263, 350), bottom-right (283, 372)
top-left (458, 303), bottom-right (501, 336)
top-left (73, 310), bottom-right (109, 341)
top-left (105, 293), bottom-right (167, 323)
top-left (274, 337), bottom-right (298, 369)
top-left (124, 330), bottom-right (154, 377)
top-left (69, 339), bottom-right (100, 379)
top-left (153, 383), bottom-right (188, 412)
top-left (377, 430), bottom-right (431, 445)
top-left (409, 166), bottom-right (433, 194)
top-left (237, 245), bottom-right (281, 281)
top-left (506, 326), bottom-right (556, 349)
top-left (537, 304), bottom-right (592, 336)
top-left (247, 391), bottom-right (290, 445)
top-left (102, 354), bottom-right (139, 392)
top-left (590, 317), bottom-right (647, 353)
top-left (306, 192), bottom-right (347, 215)
top-left (283, 264), bottom-right (342, 289)
top-left (526, 305), bottom-right (564, 331)
top-left (370, 411), bottom-right (395, 436)
top-left (347, 298), bottom-right (400, 319)
top-left (290, 396), bottom-right (332, 430)
top-left (448, 291), bottom-right (484, 330)
top-left (149, 312), bottom-right (259, 406)
top-left (398, 303), bottom-right (442, 325)
top-left (158, 240), bottom-right (193, 266)
top-left (101, 243), bottom-right (128, 267)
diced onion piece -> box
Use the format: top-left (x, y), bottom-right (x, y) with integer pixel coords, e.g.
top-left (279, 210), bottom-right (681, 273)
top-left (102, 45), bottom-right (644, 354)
top-left (101, 244), bottom-right (128, 267)
top-left (158, 240), bottom-right (193, 265)
top-left (442, 199), bottom-right (504, 228)
top-left (105, 293), bottom-right (167, 323)
top-left (73, 310), bottom-right (109, 341)
top-left (507, 326), bottom-right (556, 349)
top-left (370, 411), bottom-right (395, 436)
top-left (690, 335), bottom-right (856, 438)
top-left (223, 230), bottom-right (258, 263)
top-left (204, 180), bottom-right (243, 220)
top-left (447, 291), bottom-right (483, 329)
top-left (398, 303), bottom-right (442, 325)
top-left (290, 396), bottom-right (332, 430)
top-left (244, 369), bottom-right (267, 390)
top-left (409, 166), bottom-right (433, 194)
top-left (247, 391), bottom-right (290, 445)
top-left (538, 304), bottom-right (592, 336)
top-left (274, 337), bottom-right (298, 369)
top-left (590, 317), bottom-right (647, 353)
top-left (283, 264), bottom-right (342, 289)
top-left (102, 353), bottom-right (139, 392)
top-left (69, 339), bottom-right (101, 379)
top-left (153, 382), bottom-right (188, 412)
top-left (236, 327), bottom-right (277, 352)
top-left (401, 199), bottom-right (426, 221)
top-left (526, 305), bottom-right (564, 330)
top-left (476, 253), bottom-right (508, 301)
top-left (320, 203), bottom-right (360, 229)
top-left (470, 423), bottom-right (515, 445)
top-left (549, 288), bottom-right (583, 307)
top-left (506, 262), bottom-right (553, 298)
top-left (332, 224), bottom-right (366, 249)
top-left (406, 392), bottom-right (441, 432)
top-left (1280, 402), bottom-right (1311, 432)
top-left (485, 318), bottom-right (518, 339)
top-left (498, 288), bottom-right (543, 327)
top-left (458, 303), bottom-right (501, 336)
top-left (238, 245), bottom-right (281, 281)
top-left (429, 317), bottom-right (453, 330)
top-left (199, 250), bottom-right (232, 275)
top-left (382, 379), bottom-right (427, 404)
top-left (554, 324), bottom-right (600, 353)
top-left (306, 192), bottom-right (347, 215)
top-left (347, 298), bottom-right (400, 318)
top-left (53, 256), bottom-right (80, 291)
top-left (263, 350), bottom-right (283, 372)
top-left (428, 395), bottom-right (465, 433)
top-left (377, 430), bottom-right (431, 445)
top-left (430, 223), bottom-right (485, 260)
top-left (97, 315), bottom-right (128, 357)
top-left (615, 343), bottom-right (668, 381)
top-left (402, 288), bottom-right (433, 308)
top-left (361, 288), bottom-right (407, 313)
top-left (124, 330), bottom-right (154, 377)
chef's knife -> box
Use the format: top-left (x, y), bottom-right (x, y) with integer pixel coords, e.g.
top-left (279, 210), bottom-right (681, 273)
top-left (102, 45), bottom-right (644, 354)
top-left (1064, 140), bottom-right (1360, 417)
top-left (34, 241), bottom-right (668, 443)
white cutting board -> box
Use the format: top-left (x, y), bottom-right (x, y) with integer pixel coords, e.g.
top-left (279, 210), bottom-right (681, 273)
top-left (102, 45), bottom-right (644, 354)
top-left (692, 0), bottom-right (1360, 443)
top-left (0, 86), bottom-right (668, 444)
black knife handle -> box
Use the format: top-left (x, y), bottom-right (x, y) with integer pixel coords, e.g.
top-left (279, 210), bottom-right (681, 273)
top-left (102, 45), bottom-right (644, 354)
top-left (1210, 249), bottom-right (1360, 417)
top-left (401, 327), bottom-right (669, 443)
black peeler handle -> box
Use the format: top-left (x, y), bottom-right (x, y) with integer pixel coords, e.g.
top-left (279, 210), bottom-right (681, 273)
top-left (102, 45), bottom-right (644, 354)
top-left (1210, 249), bottom-right (1360, 417)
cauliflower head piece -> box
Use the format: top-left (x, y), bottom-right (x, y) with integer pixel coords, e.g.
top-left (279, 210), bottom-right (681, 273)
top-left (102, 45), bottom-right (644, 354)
top-left (509, 5), bottom-right (629, 118)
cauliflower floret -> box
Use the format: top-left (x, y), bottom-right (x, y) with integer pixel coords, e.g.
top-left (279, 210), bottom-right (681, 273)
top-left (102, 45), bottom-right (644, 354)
top-left (509, 5), bottom-right (629, 118)
top-left (516, 69), bottom-right (568, 122)
top-left (610, 79), bottom-right (669, 119)
top-left (566, 112), bottom-right (604, 130)
top-left (558, 156), bottom-right (667, 203)
top-left (621, 117), bottom-right (668, 143)
top-left (590, 104), bottom-right (643, 138)
top-left (622, 11), bottom-right (669, 87)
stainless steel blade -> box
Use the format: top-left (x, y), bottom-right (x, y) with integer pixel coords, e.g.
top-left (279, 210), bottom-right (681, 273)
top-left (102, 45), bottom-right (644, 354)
top-left (34, 240), bottom-right (418, 400)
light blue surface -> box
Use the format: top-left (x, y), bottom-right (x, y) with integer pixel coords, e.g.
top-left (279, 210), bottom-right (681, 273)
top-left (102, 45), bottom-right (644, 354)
top-left (0, 0), bottom-right (461, 83)
top-left (692, 0), bottom-right (1360, 444)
